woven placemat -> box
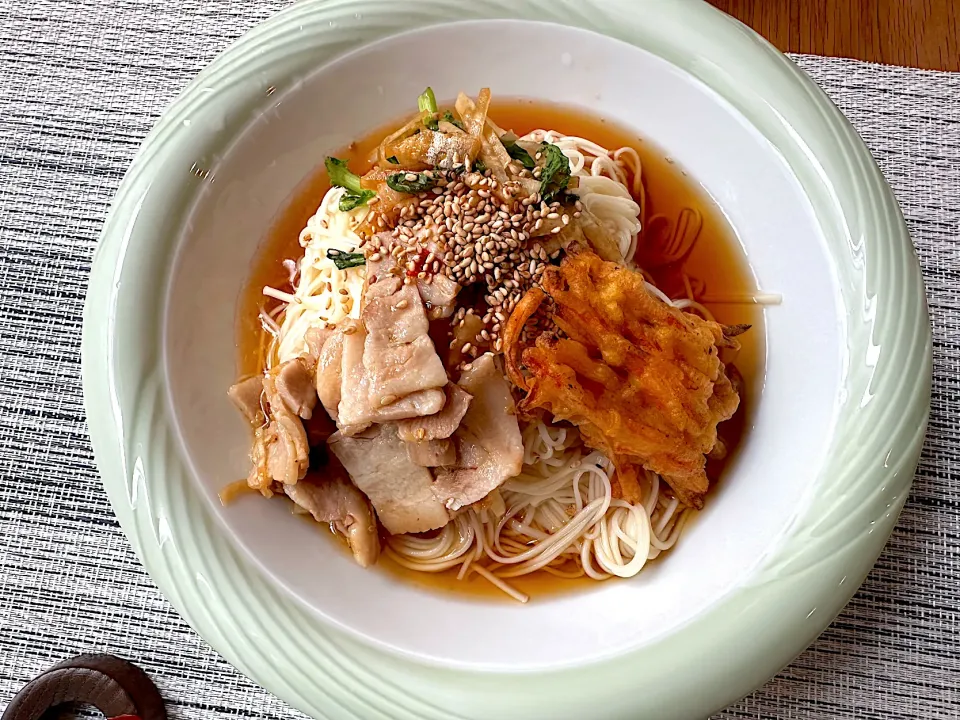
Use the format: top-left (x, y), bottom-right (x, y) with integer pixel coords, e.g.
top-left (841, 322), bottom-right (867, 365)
top-left (1, 2), bottom-right (957, 718)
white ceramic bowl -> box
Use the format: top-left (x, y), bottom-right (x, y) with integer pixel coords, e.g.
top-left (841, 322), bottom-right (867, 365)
top-left (83, 2), bottom-right (929, 718)
top-left (169, 19), bottom-right (838, 671)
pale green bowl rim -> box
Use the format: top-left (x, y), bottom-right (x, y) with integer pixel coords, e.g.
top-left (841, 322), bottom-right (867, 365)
top-left (82, 1), bottom-right (931, 718)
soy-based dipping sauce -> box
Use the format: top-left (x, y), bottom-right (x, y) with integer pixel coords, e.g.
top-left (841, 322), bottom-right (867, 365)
top-left (237, 99), bottom-right (765, 601)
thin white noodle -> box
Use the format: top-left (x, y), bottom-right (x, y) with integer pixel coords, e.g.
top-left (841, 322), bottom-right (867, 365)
top-left (470, 565), bottom-right (530, 603)
top-left (263, 286), bottom-right (297, 304)
top-left (520, 130), bottom-right (643, 262)
top-left (263, 186), bottom-right (369, 367)
top-left (258, 308), bottom-right (281, 338)
top-left (699, 292), bottom-right (783, 305)
top-left (673, 298), bottom-right (716, 322)
top-left (644, 280), bottom-right (674, 306)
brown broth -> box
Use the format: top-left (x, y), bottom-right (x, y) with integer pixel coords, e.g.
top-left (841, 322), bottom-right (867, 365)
top-left (237, 99), bottom-right (765, 601)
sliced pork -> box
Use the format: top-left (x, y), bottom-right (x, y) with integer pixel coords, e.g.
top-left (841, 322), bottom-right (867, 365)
top-left (336, 279), bottom-right (447, 430)
top-left (274, 357), bottom-right (318, 420)
top-left (363, 256), bottom-right (402, 300)
top-left (329, 425), bottom-right (452, 534)
top-left (234, 365), bottom-right (312, 495)
top-left (228, 375), bottom-right (264, 426)
top-left (418, 272), bottom-right (460, 320)
top-left (338, 320), bottom-right (432, 432)
top-left (367, 238), bottom-right (460, 319)
top-left (261, 370), bottom-right (311, 486)
top-left (315, 325), bottom-right (346, 422)
top-left (397, 383), bottom-right (472, 442)
top-left (432, 354), bottom-right (523, 511)
top-left (405, 438), bottom-right (456, 467)
top-left (304, 408), bottom-right (337, 448)
top-left (363, 283), bottom-right (448, 397)
top-left (303, 325), bottom-right (334, 366)
top-left (283, 471), bottom-right (380, 568)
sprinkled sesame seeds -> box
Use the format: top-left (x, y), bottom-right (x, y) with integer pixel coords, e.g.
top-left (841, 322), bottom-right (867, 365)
top-left (360, 167), bottom-right (572, 349)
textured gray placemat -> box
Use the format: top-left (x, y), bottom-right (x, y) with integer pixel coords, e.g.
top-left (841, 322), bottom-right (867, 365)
top-left (0, 2), bottom-right (957, 718)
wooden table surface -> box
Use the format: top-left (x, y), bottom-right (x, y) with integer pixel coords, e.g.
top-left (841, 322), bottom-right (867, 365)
top-left (708, 0), bottom-right (959, 71)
